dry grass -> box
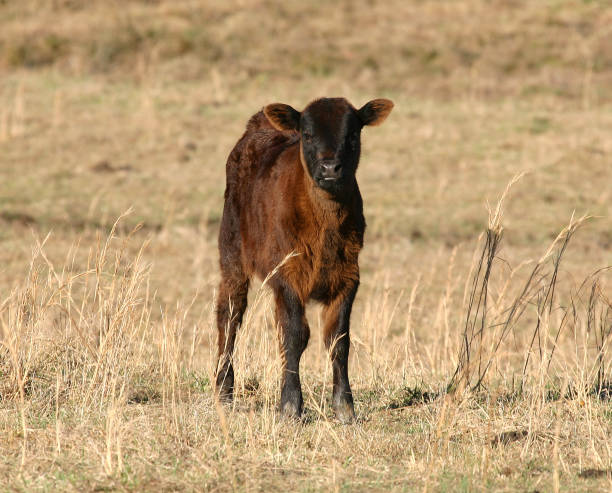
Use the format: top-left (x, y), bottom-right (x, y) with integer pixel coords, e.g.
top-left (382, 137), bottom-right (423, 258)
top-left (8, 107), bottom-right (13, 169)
top-left (1, 0), bottom-right (611, 491)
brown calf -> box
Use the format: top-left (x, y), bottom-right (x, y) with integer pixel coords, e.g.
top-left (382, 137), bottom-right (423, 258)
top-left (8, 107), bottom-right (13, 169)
top-left (215, 97), bottom-right (393, 422)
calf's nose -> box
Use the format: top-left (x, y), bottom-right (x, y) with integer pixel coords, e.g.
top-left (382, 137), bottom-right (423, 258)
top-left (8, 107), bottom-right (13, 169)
top-left (321, 160), bottom-right (342, 180)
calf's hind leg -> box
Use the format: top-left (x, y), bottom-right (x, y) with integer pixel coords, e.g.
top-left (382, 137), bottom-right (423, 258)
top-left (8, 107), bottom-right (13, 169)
top-left (215, 275), bottom-right (249, 402)
top-left (323, 282), bottom-right (358, 423)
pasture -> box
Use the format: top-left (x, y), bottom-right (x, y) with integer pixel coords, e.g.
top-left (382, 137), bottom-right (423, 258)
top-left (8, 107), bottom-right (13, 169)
top-left (0, 0), bottom-right (611, 491)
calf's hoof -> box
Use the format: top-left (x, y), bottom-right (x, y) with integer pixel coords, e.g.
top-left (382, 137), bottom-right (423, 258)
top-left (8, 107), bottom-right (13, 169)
top-left (279, 390), bottom-right (303, 419)
top-left (334, 400), bottom-right (355, 424)
top-left (216, 386), bottom-right (233, 404)
top-left (280, 401), bottom-right (302, 419)
top-left (215, 367), bottom-right (234, 403)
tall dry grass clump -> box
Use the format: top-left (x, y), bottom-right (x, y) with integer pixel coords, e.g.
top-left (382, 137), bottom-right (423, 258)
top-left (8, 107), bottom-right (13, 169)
top-left (448, 175), bottom-right (611, 406)
top-left (0, 213), bottom-right (206, 476)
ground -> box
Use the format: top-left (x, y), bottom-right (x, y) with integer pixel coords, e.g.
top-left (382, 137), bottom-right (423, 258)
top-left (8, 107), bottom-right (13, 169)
top-left (0, 1), bottom-right (611, 491)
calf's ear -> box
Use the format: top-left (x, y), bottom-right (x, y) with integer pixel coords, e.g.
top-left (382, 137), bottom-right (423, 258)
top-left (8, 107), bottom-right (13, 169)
top-left (358, 99), bottom-right (394, 126)
top-left (264, 103), bottom-right (300, 131)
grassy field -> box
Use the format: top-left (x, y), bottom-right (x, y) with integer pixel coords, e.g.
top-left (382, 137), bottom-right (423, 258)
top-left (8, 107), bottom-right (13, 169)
top-left (1, 0), bottom-right (611, 491)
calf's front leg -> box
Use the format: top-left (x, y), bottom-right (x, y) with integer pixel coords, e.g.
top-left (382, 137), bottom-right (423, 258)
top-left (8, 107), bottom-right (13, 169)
top-left (323, 282), bottom-right (358, 423)
top-left (274, 284), bottom-right (310, 418)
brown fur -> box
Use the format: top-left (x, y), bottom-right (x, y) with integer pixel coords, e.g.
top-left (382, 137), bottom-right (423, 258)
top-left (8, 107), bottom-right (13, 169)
top-left (220, 110), bottom-right (364, 306)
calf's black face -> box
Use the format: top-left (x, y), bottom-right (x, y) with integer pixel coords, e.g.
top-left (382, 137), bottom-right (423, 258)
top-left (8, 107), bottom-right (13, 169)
top-left (264, 97), bottom-right (394, 196)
